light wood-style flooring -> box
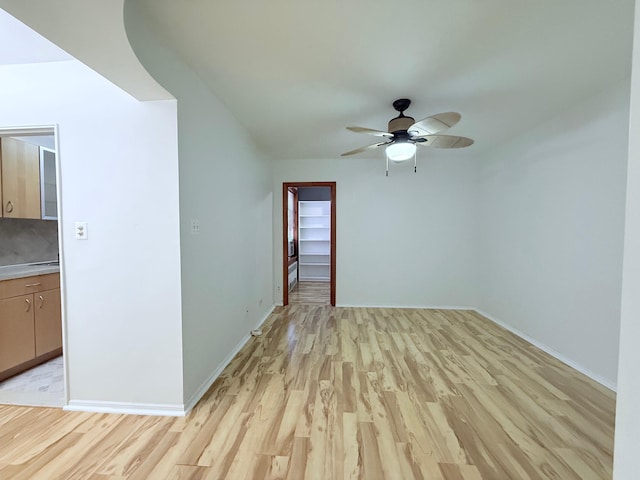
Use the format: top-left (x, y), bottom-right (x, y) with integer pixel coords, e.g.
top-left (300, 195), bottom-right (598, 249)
top-left (289, 281), bottom-right (330, 305)
top-left (0, 306), bottom-right (615, 479)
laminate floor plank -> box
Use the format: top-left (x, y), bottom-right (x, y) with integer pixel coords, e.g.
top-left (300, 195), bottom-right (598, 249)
top-left (0, 307), bottom-right (616, 479)
top-left (289, 282), bottom-right (330, 305)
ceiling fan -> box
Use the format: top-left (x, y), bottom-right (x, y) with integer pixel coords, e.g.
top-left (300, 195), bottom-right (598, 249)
top-left (341, 98), bottom-right (474, 175)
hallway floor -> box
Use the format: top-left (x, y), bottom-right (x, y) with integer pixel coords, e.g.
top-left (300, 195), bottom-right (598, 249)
top-left (289, 281), bottom-right (330, 305)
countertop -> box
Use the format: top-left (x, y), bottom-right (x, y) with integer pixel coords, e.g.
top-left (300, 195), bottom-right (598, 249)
top-left (0, 262), bottom-right (60, 281)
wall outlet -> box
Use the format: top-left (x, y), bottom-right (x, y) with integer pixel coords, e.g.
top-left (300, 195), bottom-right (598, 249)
top-left (190, 219), bottom-right (200, 235)
top-left (75, 221), bottom-right (88, 240)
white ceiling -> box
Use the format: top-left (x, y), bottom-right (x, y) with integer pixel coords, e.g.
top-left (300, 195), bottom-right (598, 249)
top-left (131, 0), bottom-right (635, 160)
top-left (1, 2), bottom-right (635, 161)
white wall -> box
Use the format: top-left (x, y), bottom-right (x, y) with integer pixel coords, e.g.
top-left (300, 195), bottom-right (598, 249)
top-left (124, 4), bottom-right (274, 406)
top-left (614, 2), bottom-right (640, 476)
top-left (477, 80), bottom-right (630, 387)
top-left (272, 154), bottom-right (480, 307)
top-left (0, 59), bottom-right (184, 408)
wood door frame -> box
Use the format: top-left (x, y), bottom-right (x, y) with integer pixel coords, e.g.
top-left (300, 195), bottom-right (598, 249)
top-left (282, 182), bottom-right (336, 306)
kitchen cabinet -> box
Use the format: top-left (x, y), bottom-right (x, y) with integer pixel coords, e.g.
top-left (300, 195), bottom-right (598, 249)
top-left (0, 137), bottom-right (41, 219)
top-left (0, 272), bottom-right (62, 381)
top-left (40, 147), bottom-right (58, 220)
top-left (34, 288), bottom-right (62, 356)
top-left (0, 295), bottom-right (36, 372)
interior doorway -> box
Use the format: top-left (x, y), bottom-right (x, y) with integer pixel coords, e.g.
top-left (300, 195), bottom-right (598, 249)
top-left (0, 126), bottom-right (65, 408)
top-left (282, 182), bottom-right (336, 306)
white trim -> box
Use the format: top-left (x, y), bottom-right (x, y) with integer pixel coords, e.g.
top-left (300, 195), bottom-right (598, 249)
top-left (182, 304), bottom-right (277, 414)
top-left (475, 309), bottom-right (617, 392)
top-left (64, 400), bottom-right (185, 417)
top-left (0, 125), bottom-right (55, 136)
top-left (64, 304), bottom-right (614, 416)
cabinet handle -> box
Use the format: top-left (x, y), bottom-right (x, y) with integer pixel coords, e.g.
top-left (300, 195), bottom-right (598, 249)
top-left (5, 201), bottom-right (13, 213)
top-left (25, 298), bottom-right (31, 312)
top-left (38, 295), bottom-right (44, 309)
top-left (25, 283), bottom-right (41, 287)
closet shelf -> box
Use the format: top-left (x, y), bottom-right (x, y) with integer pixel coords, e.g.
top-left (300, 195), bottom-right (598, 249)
top-left (298, 200), bottom-right (331, 282)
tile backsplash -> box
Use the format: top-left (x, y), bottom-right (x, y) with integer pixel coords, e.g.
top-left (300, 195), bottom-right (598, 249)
top-left (0, 218), bottom-right (58, 266)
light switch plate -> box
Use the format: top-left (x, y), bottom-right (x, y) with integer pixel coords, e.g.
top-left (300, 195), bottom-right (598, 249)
top-left (75, 221), bottom-right (88, 240)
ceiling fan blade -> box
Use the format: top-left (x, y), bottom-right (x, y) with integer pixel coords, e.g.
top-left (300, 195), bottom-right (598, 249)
top-left (341, 141), bottom-right (390, 156)
top-left (416, 135), bottom-right (474, 149)
top-left (346, 126), bottom-right (393, 137)
top-left (408, 112), bottom-right (461, 136)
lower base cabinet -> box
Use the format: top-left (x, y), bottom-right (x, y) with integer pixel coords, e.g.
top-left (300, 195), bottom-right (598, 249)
top-left (35, 288), bottom-right (62, 357)
top-left (0, 295), bottom-right (36, 372)
top-left (0, 273), bottom-right (62, 381)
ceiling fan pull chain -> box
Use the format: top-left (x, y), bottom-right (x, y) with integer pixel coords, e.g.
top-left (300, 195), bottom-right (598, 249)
top-left (386, 154), bottom-right (389, 176)
top-left (414, 151), bottom-right (417, 173)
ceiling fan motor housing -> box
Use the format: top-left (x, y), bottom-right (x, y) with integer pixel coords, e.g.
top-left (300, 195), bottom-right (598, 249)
top-left (388, 98), bottom-right (414, 134)
top-left (388, 115), bottom-right (415, 134)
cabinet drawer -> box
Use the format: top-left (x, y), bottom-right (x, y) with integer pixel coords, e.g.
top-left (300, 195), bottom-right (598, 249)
top-left (0, 273), bottom-right (60, 300)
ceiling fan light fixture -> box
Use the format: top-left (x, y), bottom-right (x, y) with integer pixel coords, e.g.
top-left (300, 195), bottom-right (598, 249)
top-left (386, 142), bottom-right (416, 162)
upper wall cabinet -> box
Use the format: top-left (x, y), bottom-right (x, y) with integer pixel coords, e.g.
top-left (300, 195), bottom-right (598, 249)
top-left (0, 138), bottom-right (57, 220)
top-left (40, 147), bottom-right (57, 220)
top-left (1, 137), bottom-right (41, 219)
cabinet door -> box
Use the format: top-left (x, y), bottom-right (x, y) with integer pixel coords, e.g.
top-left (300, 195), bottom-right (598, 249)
top-left (34, 288), bottom-right (62, 357)
top-left (0, 295), bottom-right (36, 372)
top-left (1, 137), bottom-right (41, 219)
top-left (40, 147), bottom-right (58, 220)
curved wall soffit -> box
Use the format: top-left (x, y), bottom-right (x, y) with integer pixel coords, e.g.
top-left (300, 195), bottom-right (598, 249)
top-left (0, 0), bottom-right (173, 101)
top-left (122, 0), bottom-right (177, 100)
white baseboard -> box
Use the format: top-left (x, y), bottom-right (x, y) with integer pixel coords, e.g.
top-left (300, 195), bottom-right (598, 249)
top-left (64, 305), bottom-right (278, 418)
top-left (64, 400), bottom-right (185, 417)
top-left (182, 304), bottom-right (276, 414)
top-left (475, 309), bottom-right (617, 392)
top-left (63, 304), bottom-right (614, 416)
